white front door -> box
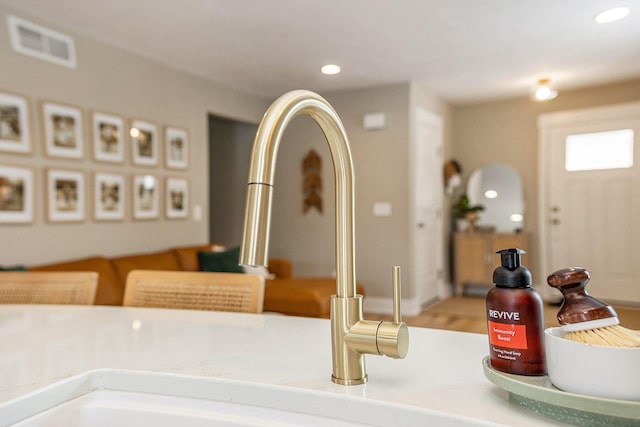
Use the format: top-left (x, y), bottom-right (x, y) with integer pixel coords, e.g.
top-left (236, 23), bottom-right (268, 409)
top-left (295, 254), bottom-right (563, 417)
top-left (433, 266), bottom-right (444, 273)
top-left (412, 108), bottom-right (444, 306)
top-left (539, 103), bottom-right (640, 302)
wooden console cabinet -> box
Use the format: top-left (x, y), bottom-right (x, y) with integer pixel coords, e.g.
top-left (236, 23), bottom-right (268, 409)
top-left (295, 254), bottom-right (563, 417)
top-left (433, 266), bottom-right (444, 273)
top-left (453, 232), bottom-right (528, 295)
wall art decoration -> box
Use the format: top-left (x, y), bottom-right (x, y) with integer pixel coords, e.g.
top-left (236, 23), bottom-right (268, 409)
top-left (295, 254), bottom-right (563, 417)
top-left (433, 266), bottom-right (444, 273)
top-left (0, 164), bottom-right (34, 223)
top-left (165, 126), bottom-right (189, 169)
top-left (132, 174), bottom-right (159, 219)
top-left (131, 120), bottom-right (158, 166)
top-left (0, 91), bottom-right (31, 154)
top-left (42, 101), bottom-right (84, 159)
top-left (165, 176), bottom-right (188, 219)
top-left (302, 149), bottom-right (322, 213)
top-left (46, 168), bottom-right (85, 222)
top-left (94, 172), bottom-right (125, 221)
top-left (92, 112), bottom-right (125, 163)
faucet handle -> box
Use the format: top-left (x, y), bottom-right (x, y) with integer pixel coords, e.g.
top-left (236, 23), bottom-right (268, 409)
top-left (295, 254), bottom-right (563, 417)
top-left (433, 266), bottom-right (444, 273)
top-left (345, 266), bottom-right (409, 359)
top-left (392, 265), bottom-right (402, 323)
top-left (377, 266), bottom-right (409, 358)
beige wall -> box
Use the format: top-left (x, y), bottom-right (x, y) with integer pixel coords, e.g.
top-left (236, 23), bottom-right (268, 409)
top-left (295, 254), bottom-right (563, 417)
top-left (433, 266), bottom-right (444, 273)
top-left (0, 4), bottom-right (269, 266)
top-left (453, 78), bottom-right (640, 285)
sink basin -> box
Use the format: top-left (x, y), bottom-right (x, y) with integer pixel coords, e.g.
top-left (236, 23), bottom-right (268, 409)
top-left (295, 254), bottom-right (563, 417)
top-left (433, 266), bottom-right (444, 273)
top-left (0, 370), bottom-right (498, 426)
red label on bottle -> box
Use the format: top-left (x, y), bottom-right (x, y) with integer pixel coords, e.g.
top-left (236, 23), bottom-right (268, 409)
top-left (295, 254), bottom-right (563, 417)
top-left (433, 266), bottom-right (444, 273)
top-left (488, 321), bottom-right (528, 349)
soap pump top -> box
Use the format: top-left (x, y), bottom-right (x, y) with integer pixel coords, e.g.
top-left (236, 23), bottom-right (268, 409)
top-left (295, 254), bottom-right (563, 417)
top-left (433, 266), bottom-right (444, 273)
top-left (493, 248), bottom-right (532, 288)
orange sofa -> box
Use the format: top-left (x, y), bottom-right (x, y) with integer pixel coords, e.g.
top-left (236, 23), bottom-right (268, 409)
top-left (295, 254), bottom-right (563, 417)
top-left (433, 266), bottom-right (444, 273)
top-left (30, 244), bottom-right (364, 318)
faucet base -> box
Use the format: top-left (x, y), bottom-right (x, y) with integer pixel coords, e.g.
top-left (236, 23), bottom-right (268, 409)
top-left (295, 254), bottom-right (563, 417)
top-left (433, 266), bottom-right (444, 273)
top-left (331, 374), bottom-right (367, 386)
top-left (331, 295), bottom-right (368, 385)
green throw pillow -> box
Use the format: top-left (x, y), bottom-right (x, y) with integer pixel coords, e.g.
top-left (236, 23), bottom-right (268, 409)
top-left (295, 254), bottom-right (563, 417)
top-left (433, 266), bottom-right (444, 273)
top-left (0, 265), bottom-right (27, 271)
top-left (198, 247), bottom-right (243, 273)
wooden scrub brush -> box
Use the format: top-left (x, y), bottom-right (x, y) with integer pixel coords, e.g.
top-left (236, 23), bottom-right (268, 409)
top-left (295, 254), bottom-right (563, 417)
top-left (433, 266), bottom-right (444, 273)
top-left (547, 267), bottom-right (640, 347)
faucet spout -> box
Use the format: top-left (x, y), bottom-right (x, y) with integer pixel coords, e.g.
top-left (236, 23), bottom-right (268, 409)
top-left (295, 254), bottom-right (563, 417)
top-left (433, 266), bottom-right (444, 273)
top-left (240, 90), bottom-right (408, 385)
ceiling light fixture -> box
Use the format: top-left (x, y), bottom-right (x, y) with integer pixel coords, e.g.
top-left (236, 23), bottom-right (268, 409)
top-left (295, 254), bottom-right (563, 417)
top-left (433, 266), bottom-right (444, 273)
top-left (595, 7), bottom-right (630, 23)
top-left (532, 78), bottom-right (558, 101)
top-left (321, 64), bottom-right (341, 75)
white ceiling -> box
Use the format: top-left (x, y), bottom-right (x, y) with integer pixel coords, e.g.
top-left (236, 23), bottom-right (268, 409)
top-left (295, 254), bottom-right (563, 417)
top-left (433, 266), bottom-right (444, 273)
top-left (4, 0), bottom-right (640, 104)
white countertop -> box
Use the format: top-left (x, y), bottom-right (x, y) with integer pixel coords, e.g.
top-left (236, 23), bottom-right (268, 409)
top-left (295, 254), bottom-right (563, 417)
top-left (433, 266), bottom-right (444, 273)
top-left (0, 305), bottom-right (564, 426)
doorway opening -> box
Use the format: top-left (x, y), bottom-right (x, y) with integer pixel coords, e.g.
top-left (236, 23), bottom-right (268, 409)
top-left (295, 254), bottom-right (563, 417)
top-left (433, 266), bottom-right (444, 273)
top-left (208, 114), bottom-right (257, 246)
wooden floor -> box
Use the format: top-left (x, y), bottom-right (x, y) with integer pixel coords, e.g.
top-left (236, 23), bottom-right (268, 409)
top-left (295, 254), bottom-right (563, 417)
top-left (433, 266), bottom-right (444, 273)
top-left (371, 296), bottom-right (640, 335)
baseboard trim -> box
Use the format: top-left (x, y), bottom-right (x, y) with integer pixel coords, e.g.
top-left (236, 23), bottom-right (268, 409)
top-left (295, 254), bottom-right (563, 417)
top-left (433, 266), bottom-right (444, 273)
top-left (363, 296), bottom-right (427, 316)
top-left (362, 282), bottom-right (454, 316)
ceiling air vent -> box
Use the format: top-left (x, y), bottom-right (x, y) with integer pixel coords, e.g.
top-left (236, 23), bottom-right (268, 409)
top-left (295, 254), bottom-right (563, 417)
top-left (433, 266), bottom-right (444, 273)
top-left (7, 15), bottom-right (77, 68)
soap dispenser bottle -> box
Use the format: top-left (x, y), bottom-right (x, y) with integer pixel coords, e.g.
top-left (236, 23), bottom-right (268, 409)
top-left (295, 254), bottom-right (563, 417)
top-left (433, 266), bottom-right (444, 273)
top-left (486, 248), bottom-right (546, 376)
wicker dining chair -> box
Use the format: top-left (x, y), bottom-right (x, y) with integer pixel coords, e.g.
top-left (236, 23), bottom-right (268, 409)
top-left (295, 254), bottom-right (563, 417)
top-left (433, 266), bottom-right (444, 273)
top-left (123, 270), bottom-right (265, 313)
top-left (0, 271), bottom-right (98, 305)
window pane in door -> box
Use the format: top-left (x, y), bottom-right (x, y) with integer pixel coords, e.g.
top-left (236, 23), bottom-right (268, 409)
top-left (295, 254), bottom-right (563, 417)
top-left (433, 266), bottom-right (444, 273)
top-left (565, 129), bottom-right (634, 171)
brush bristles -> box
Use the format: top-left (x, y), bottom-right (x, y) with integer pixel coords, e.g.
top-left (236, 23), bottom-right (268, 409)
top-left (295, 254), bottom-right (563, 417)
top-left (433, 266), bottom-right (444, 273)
top-left (564, 325), bottom-right (640, 347)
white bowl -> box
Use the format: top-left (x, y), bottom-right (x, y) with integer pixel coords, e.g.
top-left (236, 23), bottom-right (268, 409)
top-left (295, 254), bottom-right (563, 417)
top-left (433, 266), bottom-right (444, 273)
top-left (545, 327), bottom-right (640, 401)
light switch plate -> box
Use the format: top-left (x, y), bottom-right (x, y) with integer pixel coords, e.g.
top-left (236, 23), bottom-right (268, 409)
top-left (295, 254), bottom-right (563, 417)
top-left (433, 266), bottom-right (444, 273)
top-left (193, 205), bottom-right (202, 221)
top-left (363, 112), bottom-right (386, 130)
top-left (373, 202), bottom-right (392, 216)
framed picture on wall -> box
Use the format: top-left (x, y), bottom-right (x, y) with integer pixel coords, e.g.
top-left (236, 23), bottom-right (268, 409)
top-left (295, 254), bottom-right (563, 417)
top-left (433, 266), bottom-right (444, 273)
top-left (42, 101), bottom-right (84, 159)
top-left (0, 91), bottom-right (31, 154)
top-left (132, 174), bottom-right (159, 219)
top-left (165, 177), bottom-right (188, 219)
top-left (131, 120), bottom-right (158, 166)
top-left (92, 112), bottom-right (125, 163)
top-left (94, 172), bottom-right (125, 221)
top-left (165, 126), bottom-right (189, 169)
top-left (0, 164), bottom-right (34, 223)
top-left (46, 168), bottom-right (85, 222)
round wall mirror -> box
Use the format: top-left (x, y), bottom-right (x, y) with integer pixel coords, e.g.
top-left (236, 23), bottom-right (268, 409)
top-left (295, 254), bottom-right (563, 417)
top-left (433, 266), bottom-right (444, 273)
top-left (466, 164), bottom-right (524, 232)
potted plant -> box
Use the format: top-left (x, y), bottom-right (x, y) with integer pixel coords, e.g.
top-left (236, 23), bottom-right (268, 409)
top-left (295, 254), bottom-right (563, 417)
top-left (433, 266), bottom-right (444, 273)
top-left (452, 194), bottom-right (484, 232)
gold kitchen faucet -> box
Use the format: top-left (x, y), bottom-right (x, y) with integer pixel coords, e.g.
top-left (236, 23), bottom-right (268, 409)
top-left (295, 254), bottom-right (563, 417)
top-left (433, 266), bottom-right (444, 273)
top-left (240, 90), bottom-right (408, 385)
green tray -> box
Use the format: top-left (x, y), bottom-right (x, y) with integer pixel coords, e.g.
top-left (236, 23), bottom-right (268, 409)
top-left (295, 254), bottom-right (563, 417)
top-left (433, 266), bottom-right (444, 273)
top-left (482, 356), bottom-right (640, 426)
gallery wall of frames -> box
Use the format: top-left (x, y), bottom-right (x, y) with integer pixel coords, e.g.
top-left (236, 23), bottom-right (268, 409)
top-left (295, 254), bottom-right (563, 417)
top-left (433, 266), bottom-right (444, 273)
top-left (0, 90), bottom-right (190, 224)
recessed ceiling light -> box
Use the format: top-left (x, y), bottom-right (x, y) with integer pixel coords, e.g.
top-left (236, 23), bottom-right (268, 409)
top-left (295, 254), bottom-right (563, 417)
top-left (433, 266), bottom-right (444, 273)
top-left (321, 64), bottom-right (341, 75)
top-left (484, 190), bottom-right (498, 199)
top-left (595, 7), bottom-right (630, 23)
